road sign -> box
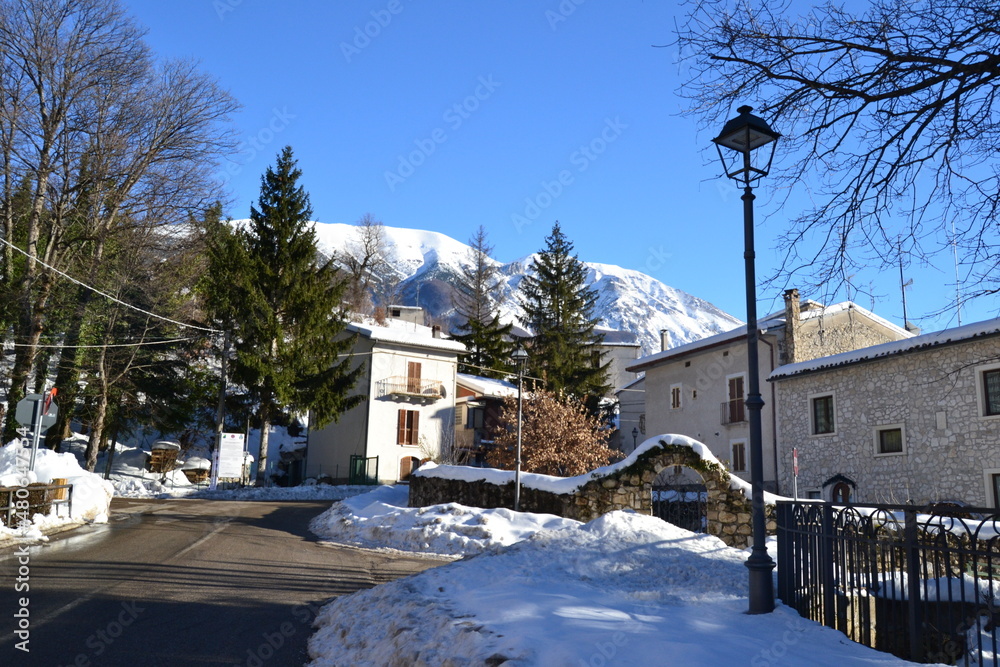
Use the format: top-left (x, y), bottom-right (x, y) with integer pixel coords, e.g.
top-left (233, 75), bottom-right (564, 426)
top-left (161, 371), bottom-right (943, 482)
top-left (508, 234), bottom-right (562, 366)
top-left (14, 393), bottom-right (58, 432)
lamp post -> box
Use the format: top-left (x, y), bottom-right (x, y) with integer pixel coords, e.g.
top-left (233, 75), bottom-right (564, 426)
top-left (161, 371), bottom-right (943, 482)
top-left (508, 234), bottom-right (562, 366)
top-left (712, 104), bottom-right (780, 615)
top-left (511, 345), bottom-right (529, 511)
top-left (632, 426), bottom-right (639, 452)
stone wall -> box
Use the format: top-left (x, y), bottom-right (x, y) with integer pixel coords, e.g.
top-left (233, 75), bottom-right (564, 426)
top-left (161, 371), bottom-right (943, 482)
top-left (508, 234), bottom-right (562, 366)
top-left (410, 438), bottom-right (777, 548)
top-left (772, 334), bottom-right (1000, 506)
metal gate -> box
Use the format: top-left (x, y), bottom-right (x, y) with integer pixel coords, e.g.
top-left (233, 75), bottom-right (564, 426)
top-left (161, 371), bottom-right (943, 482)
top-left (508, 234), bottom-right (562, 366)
top-left (349, 455), bottom-right (379, 485)
top-left (651, 483), bottom-right (707, 533)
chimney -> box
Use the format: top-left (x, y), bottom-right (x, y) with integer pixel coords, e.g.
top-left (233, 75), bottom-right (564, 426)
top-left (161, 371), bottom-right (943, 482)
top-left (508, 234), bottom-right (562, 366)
top-left (783, 288), bottom-right (800, 364)
top-left (660, 329), bottom-right (669, 352)
top-left (432, 325), bottom-right (441, 339)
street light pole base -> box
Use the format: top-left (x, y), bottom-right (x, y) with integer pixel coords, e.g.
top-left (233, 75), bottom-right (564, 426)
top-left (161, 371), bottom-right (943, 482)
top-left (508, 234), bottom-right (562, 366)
top-left (745, 547), bottom-right (776, 614)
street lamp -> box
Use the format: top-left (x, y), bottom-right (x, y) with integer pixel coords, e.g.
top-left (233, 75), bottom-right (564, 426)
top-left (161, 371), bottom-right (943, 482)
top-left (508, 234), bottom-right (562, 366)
top-left (511, 345), bottom-right (529, 512)
top-left (632, 426), bottom-right (639, 452)
top-left (713, 104), bottom-right (780, 615)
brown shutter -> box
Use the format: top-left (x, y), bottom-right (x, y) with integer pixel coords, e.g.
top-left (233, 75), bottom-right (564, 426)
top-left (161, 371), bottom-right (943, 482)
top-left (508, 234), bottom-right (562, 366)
top-left (412, 411), bottom-right (419, 445)
top-left (397, 410), bottom-right (406, 444)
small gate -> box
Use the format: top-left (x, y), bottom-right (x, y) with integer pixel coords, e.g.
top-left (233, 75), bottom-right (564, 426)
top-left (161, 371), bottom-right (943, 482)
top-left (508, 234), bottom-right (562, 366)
top-left (652, 483), bottom-right (707, 533)
top-left (349, 455), bottom-right (379, 485)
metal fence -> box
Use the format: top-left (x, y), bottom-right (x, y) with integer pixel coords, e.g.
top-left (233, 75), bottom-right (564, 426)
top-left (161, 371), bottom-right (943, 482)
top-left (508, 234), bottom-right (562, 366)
top-left (776, 501), bottom-right (1000, 664)
top-left (0, 482), bottom-right (73, 527)
top-left (652, 484), bottom-right (707, 533)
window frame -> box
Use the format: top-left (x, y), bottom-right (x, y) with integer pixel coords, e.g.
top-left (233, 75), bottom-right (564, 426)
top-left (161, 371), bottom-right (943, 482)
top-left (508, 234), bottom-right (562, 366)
top-left (725, 372), bottom-right (747, 424)
top-left (873, 423), bottom-right (906, 457)
top-left (977, 363), bottom-right (1000, 419)
top-left (670, 383), bottom-right (682, 410)
top-left (397, 409), bottom-right (420, 446)
top-left (809, 392), bottom-right (836, 436)
top-left (730, 439), bottom-right (747, 473)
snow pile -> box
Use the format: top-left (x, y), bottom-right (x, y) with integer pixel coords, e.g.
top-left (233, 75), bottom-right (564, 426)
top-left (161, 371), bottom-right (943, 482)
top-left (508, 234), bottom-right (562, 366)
top-left (309, 485), bottom-right (578, 555)
top-left (0, 440), bottom-right (114, 539)
top-left (307, 509), bottom-right (917, 666)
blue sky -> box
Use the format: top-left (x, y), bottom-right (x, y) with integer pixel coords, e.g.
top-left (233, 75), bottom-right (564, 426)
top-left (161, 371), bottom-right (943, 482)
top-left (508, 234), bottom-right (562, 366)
top-left (123, 0), bottom-right (990, 333)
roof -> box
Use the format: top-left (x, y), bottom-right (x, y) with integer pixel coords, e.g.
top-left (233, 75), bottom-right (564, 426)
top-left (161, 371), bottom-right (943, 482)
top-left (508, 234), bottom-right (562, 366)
top-left (614, 375), bottom-right (645, 396)
top-left (348, 320), bottom-right (466, 354)
top-left (456, 373), bottom-right (518, 398)
top-left (769, 315), bottom-right (1000, 381)
top-left (626, 300), bottom-right (912, 374)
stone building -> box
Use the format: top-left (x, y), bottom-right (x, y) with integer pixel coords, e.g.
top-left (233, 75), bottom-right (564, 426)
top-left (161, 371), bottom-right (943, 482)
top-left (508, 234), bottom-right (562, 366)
top-left (626, 289), bottom-right (911, 493)
top-left (770, 316), bottom-right (1000, 506)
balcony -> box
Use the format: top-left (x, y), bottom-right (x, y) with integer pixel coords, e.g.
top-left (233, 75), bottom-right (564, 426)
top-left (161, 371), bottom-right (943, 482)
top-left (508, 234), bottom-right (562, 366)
top-left (720, 398), bottom-right (746, 425)
top-left (377, 376), bottom-right (445, 403)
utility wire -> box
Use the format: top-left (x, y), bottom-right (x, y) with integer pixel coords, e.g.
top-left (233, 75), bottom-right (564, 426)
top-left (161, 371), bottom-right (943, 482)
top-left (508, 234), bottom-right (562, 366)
top-left (0, 236), bottom-right (221, 334)
top-left (6, 337), bottom-right (198, 349)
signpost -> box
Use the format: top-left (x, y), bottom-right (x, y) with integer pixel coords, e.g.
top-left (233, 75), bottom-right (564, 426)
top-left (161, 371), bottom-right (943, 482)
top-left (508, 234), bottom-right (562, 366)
top-left (211, 432), bottom-right (246, 489)
top-left (14, 389), bottom-right (58, 472)
top-left (792, 447), bottom-right (799, 500)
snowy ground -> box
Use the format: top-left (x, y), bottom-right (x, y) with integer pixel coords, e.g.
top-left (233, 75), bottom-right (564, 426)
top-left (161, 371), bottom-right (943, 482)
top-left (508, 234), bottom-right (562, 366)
top-left (307, 486), bottom-right (927, 667)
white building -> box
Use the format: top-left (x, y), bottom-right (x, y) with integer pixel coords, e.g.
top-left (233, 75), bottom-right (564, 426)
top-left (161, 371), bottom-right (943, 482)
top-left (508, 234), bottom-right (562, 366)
top-left (306, 318), bottom-right (464, 484)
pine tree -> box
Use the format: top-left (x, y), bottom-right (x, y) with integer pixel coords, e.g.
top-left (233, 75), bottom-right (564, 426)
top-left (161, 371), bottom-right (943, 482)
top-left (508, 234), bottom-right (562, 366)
top-left (209, 147), bottom-right (363, 483)
top-left (450, 226), bottom-right (515, 379)
top-left (518, 222), bottom-right (610, 414)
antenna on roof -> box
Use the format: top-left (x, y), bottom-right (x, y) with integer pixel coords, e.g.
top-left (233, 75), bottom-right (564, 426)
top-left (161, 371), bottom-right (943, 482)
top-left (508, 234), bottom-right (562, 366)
top-left (898, 237), bottom-right (919, 334)
top-left (951, 218), bottom-right (963, 326)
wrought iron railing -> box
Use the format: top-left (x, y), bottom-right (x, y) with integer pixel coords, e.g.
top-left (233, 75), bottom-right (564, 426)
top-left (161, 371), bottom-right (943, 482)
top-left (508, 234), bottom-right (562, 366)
top-left (776, 500), bottom-right (1000, 664)
top-left (720, 398), bottom-right (746, 424)
top-left (652, 484), bottom-right (707, 533)
top-left (377, 376), bottom-right (444, 400)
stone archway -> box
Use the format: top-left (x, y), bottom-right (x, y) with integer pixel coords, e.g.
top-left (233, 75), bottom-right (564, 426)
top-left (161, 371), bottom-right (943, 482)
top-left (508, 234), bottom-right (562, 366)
top-left (572, 439), bottom-right (772, 548)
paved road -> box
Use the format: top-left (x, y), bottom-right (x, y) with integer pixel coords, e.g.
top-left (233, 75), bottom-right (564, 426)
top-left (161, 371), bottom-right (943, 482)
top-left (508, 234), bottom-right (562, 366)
top-left (0, 498), bottom-right (443, 666)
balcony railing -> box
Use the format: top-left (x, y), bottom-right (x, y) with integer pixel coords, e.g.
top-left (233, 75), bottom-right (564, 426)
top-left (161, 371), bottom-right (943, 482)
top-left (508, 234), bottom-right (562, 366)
top-left (720, 398), bottom-right (746, 425)
top-left (377, 376), bottom-right (445, 402)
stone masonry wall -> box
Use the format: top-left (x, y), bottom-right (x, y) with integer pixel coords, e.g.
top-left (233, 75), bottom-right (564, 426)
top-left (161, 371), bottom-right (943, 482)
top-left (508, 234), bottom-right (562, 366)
top-left (773, 335), bottom-right (1000, 506)
top-left (410, 439), bottom-right (777, 548)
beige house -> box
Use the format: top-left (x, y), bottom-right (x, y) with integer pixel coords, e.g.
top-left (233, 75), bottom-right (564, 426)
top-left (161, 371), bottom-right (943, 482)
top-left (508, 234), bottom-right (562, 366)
top-left (770, 316), bottom-right (1000, 506)
top-left (626, 289), bottom-right (912, 492)
top-left (306, 317), bottom-right (464, 484)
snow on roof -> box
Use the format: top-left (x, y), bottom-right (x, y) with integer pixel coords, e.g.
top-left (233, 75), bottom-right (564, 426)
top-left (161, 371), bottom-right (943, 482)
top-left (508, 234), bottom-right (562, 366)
top-left (627, 300), bottom-right (911, 373)
top-left (626, 313), bottom-right (786, 372)
top-left (414, 433), bottom-right (788, 503)
top-left (456, 373), bottom-right (518, 398)
top-left (348, 320), bottom-right (466, 354)
top-left (770, 315), bottom-right (1000, 381)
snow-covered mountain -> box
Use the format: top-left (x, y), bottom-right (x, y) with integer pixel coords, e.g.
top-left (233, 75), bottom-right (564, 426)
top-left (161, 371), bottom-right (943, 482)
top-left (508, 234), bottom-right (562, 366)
top-left (311, 222), bottom-right (742, 356)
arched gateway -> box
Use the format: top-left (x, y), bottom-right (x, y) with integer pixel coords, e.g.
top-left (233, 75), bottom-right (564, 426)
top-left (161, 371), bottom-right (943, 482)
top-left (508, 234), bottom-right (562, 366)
top-left (410, 435), bottom-right (778, 548)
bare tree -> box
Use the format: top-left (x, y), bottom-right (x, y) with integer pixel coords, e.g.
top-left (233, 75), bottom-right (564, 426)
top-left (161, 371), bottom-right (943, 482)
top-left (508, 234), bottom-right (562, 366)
top-left (341, 213), bottom-right (399, 315)
top-left (675, 0), bottom-right (1000, 309)
top-left (0, 0), bottom-right (238, 443)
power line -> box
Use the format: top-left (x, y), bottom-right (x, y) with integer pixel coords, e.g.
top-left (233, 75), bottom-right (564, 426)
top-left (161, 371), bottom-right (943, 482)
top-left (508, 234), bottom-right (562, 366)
top-left (0, 236), bottom-right (221, 334)
top-left (6, 337), bottom-right (199, 349)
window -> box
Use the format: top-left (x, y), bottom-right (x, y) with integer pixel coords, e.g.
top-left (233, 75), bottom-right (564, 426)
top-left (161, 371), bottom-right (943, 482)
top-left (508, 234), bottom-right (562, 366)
top-left (731, 441), bottom-right (746, 472)
top-left (811, 394), bottom-right (835, 435)
top-left (466, 406), bottom-right (484, 429)
top-left (984, 369), bottom-right (1000, 416)
top-left (670, 384), bottom-right (682, 410)
top-left (874, 424), bottom-right (905, 456)
top-left (407, 361), bottom-right (422, 394)
top-left (397, 409), bottom-right (419, 446)
top-left (831, 482), bottom-right (851, 504)
top-left (724, 375), bottom-right (745, 424)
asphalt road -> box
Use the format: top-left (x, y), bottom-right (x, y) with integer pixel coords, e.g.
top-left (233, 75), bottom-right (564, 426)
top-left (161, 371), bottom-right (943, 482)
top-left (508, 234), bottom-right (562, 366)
top-left (0, 497), bottom-right (444, 666)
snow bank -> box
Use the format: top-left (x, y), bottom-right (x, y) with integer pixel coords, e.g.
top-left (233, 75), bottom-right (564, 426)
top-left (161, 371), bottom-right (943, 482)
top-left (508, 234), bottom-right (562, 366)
top-left (310, 485), bottom-right (578, 555)
top-left (0, 440), bottom-right (114, 539)
top-left (307, 510), bottom-right (916, 666)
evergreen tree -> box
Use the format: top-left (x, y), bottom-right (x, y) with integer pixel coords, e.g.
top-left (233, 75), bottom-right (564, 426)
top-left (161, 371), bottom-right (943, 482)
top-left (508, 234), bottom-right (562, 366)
top-left (518, 222), bottom-right (610, 414)
top-left (450, 226), bottom-right (515, 379)
top-left (207, 147), bottom-right (363, 483)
